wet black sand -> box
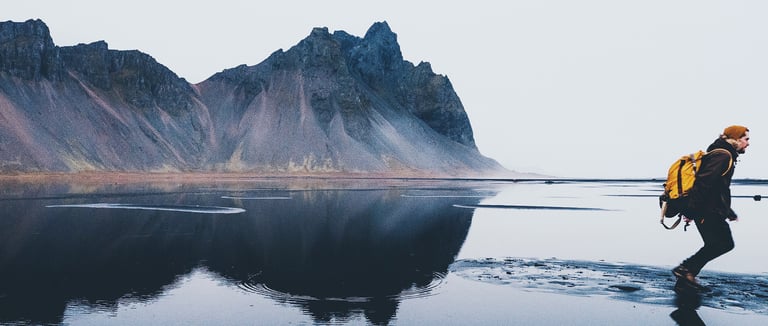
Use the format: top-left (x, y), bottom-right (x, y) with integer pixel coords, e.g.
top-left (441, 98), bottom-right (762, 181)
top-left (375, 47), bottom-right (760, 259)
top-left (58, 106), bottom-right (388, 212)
top-left (450, 257), bottom-right (768, 315)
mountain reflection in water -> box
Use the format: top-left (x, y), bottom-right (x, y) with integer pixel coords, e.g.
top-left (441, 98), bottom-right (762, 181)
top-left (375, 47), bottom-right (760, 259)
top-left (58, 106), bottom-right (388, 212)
top-left (0, 181), bottom-right (491, 325)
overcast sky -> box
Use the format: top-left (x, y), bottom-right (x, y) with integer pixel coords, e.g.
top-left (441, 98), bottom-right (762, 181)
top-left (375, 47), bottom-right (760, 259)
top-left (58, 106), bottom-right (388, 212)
top-left (6, 1), bottom-right (767, 178)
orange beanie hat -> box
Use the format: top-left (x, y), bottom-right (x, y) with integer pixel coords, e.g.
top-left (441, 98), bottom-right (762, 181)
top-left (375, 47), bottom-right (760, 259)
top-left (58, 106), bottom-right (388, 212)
top-left (722, 125), bottom-right (749, 139)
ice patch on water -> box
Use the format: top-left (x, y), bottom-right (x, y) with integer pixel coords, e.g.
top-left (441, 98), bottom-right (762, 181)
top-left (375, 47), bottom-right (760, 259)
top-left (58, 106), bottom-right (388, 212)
top-left (401, 195), bottom-right (488, 198)
top-left (452, 204), bottom-right (611, 211)
top-left (46, 203), bottom-right (245, 214)
top-left (221, 196), bottom-right (292, 200)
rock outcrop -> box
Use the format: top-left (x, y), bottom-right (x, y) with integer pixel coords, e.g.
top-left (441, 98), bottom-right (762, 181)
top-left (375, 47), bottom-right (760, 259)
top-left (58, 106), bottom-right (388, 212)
top-left (0, 19), bottom-right (506, 176)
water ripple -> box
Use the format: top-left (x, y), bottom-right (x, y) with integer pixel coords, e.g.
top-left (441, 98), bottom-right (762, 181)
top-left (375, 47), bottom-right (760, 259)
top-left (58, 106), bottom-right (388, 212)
top-left (237, 272), bottom-right (446, 303)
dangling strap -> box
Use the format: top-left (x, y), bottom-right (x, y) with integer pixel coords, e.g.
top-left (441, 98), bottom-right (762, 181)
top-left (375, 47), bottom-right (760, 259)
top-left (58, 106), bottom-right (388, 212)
top-left (660, 201), bottom-right (682, 230)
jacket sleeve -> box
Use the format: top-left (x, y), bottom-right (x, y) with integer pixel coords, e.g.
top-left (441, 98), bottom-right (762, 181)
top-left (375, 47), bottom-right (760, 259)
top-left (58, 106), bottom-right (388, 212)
top-left (686, 151), bottom-right (732, 217)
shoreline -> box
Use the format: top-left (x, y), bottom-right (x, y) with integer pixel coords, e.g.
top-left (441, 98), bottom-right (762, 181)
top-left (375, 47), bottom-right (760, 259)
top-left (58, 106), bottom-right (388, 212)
top-left (0, 171), bottom-right (449, 183)
top-left (0, 170), bottom-right (543, 184)
top-left (2, 171), bottom-right (764, 185)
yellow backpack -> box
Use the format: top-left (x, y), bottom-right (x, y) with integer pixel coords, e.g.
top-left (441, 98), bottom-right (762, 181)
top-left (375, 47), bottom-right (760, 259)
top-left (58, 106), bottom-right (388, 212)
top-left (659, 148), bottom-right (732, 229)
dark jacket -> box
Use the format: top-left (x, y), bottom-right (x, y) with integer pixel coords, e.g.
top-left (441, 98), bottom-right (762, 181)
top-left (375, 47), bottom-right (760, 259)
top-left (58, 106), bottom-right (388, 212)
top-left (686, 138), bottom-right (738, 220)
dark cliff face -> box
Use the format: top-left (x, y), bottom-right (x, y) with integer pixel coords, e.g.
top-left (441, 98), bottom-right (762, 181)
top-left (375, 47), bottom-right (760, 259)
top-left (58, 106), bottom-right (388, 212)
top-left (0, 19), bottom-right (60, 81)
top-left (59, 41), bottom-right (197, 113)
top-left (0, 19), bottom-right (504, 175)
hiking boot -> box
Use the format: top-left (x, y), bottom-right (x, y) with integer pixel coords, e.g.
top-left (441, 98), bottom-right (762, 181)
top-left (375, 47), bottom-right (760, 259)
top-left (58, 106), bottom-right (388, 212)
top-left (672, 265), bottom-right (691, 279)
top-left (672, 265), bottom-right (709, 293)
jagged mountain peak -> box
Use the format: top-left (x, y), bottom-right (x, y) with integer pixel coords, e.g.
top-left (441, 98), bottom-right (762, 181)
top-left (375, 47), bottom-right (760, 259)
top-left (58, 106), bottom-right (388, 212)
top-left (361, 21), bottom-right (403, 64)
top-left (365, 21), bottom-right (394, 37)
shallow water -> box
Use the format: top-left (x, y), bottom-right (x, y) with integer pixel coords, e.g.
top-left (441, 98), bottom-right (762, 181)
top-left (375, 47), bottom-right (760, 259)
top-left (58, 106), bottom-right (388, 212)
top-left (0, 178), bottom-right (766, 325)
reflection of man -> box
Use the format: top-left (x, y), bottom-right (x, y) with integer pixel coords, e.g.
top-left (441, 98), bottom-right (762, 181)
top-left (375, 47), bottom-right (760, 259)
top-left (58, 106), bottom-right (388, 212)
top-left (673, 125), bottom-right (750, 292)
top-left (670, 306), bottom-right (705, 326)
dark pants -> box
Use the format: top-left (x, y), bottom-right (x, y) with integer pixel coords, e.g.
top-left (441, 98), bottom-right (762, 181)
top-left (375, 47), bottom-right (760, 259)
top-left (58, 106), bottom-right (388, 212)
top-left (682, 216), bottom-right (735, 275)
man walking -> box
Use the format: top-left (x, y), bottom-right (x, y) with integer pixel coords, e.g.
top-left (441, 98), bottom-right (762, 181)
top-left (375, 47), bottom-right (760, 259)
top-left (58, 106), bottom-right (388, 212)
top-left (673, 125), bottom-right (750, 292)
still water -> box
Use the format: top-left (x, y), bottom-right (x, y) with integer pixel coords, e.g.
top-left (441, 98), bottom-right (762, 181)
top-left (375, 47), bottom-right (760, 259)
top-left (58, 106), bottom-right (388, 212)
top-left (0, 178), bottom-right (766, 325)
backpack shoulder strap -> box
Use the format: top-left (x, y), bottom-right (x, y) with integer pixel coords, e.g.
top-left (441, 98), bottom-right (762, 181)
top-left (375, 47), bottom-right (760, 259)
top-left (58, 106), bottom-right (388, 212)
top-left (705, 148), bottom-right (734, 176)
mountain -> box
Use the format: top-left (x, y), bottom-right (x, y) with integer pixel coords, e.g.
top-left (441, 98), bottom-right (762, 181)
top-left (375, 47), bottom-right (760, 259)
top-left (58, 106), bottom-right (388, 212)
top-left (0, 19), bottom-right (507, 177)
